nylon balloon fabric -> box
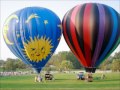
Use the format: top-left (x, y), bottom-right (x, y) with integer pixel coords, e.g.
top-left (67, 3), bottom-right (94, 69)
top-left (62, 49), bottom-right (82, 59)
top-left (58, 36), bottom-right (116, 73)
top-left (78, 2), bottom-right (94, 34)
top-left (3, 7), bottom-right (62, 73)
top-left (62, 3), bottom-right (120, 73)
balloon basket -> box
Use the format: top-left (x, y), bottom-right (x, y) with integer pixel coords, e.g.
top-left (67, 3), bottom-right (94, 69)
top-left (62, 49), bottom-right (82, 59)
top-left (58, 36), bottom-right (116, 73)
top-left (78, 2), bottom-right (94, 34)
top-left (84, 68), bottom-right (95, 82)
top-left (85, 72), bottom-right (93, 82)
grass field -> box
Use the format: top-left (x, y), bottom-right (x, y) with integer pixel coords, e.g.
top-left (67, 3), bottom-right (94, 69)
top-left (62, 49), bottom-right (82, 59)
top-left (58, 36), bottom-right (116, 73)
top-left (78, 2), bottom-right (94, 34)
top-left (0, 72), bottom-right (120, 90)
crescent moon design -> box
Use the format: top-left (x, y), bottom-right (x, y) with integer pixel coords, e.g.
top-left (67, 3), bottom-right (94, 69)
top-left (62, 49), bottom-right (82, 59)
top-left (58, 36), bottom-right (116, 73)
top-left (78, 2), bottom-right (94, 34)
top-left (3, 14), bottom-right (19, 45)
top-left (25, 14), bottom-right (40, 23)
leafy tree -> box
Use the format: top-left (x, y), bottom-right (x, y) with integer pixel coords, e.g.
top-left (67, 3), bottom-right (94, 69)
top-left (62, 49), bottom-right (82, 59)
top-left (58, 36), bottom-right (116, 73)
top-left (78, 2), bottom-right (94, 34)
top-left (66, 51), bottom-right (82, 69)
top-left (99, 60), bottom-right (110, 70)
top-left (46, 51), bottom-right (82, 70)
top-left (111, 59), bottom-right (120, 72)
top-left (58, 51), bottom-right (68, 61)
top-left (60, 60), bottom-right (73, 71)
top-left (16, 59), bottom-right (27, 69)
top-left (113, 51), bottom-right (120, 59)
top-left (4, 58), bottom-right (17, 71)
top-left (0, 60), bottom-right (4, 66)
top-left (99, 56), bottom-right (112, 70)
top-left (2, 58), bottom-right (28, 71)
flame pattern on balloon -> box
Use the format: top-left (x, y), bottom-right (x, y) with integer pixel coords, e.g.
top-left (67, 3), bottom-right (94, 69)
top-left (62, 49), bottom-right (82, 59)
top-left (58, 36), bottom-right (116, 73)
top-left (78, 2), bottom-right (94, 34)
top-left (62, 3), bottom-right (120, 72)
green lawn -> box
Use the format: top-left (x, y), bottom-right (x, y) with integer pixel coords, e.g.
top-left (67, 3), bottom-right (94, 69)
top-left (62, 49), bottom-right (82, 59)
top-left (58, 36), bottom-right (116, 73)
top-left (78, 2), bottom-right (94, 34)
top-left (0, 72), bottom-right (120, 90)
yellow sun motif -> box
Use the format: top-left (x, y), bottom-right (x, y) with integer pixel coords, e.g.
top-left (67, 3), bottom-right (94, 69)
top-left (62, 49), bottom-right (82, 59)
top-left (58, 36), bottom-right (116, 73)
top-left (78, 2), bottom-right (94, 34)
top-left (23, 36), bottom-right (53, 62)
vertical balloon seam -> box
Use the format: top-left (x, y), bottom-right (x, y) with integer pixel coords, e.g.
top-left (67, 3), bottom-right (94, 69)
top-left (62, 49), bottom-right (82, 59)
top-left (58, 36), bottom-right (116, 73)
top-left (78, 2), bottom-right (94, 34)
top-left (38, 8), bottom-right (52, 70)
top-left (50, 9), bottom-right (58, 50)
top-left (30, 8), bottom-right (38, 62)
top-left (26, 8), bottom-right (41, 63)
top-left (46, 9), bottom-right (53, 50)
top-left (96, 7), bottom-right (118, 66)
top-left (21, 9), bottom-right (32, 63)
top-left (98, 39), bottom-right (120, 66)
top-left (97, 5), bottom-right (112, 62)
top-left (20, 9), bottom-right (32, 64)
top-left (13, 23), bottom-right (27, 63)
top-left (58, 22), bottom-right (62, 42)
top-left (74, 4), bottom-right (87, 63)
top-left (91, 4), bottom-right (99, 59)
top-left (3, 13), bottom-right (23, 61)
top-left (97, 12), bottom-right (120, 66)
top-left (75, 4), bottom-right (85, 58)
top-left (15, 10), bottom-right (30, 65)
top-left (54, 21), bottom-right (60, 53)
top-left (65, 8), bottom-right (86, 66)
top-left (9, 12), bottom-right (26, 63)
top-left (56, 19), bottom-right (61, 49)
top-left (83, 3), bottom-right (92, 66)
top-left (98, 44), bottom-right (120, 67)
top-left (32, 8), bottom-right (42, 64)
top-left (24, 8), bottom-right (33, 61)
top-left (53, 13), bottom-right (61, 52)
top-left (23, 9), bottom-right (29, 44)
top-left (32, 8), bottom-right (47, 64)
top-left (92, 4), bottom-right (105, 67)
top-left (50, 14), bottom-right (56, 53)
top-left (99, 12), bottom-right (120, 66)
top-left (53, 17), bottom-right (58, 49)
top-left (36, 9), bottom-right (50, 71)
top-left (12, 24), bottom-right (23, 60)
top-left (42, 11), bottom-right (52, 64)
top-left (63, 12), bottom-right (80, 63)
top-left (32, 8), bottom-right (43, 70)
top-left (32, 8), bottom-right (39, 39)
top-left (35, 8), bottom-right (51, 64)
top-left (19, 9), bottom-right (30, 64)
top-left (66, 8), bottom-right (78, 57)
top-left (70, 5), bottom-right (88, 67)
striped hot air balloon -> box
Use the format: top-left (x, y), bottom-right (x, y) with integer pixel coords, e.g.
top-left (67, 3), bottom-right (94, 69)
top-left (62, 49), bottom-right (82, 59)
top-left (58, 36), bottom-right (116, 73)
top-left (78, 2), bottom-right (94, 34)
top-left (62, 3), bottom-right (120, 73)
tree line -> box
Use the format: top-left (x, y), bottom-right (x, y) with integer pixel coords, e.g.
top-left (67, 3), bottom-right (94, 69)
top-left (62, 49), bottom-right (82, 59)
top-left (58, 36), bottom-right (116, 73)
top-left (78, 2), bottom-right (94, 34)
top-left (0, 51), bottom-right (120, 72)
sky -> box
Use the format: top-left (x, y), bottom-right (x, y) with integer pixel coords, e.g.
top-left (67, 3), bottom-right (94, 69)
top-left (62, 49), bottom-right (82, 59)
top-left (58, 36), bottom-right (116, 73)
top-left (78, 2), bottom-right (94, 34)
top-left (0, 0), bottom-right (120, 60)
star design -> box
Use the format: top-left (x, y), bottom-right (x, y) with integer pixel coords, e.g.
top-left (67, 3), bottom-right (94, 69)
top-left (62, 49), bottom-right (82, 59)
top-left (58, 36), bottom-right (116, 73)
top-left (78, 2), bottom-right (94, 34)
top-left (16, 34), bottom-right (20, 38)
top-left (44, 20), bottom-right (48, 25)
top-left (57, 24), bottom-right (62, 35)
top-left (57, 37), bottom-right (61, 41)
top-left (57, 24), bottom-right (62, 30)
top-left (57, 24), bottom-right (62, 41)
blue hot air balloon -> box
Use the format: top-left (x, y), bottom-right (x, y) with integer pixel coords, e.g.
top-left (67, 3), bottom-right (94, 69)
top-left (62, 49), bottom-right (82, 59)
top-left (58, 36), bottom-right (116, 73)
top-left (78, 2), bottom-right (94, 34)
top-left (3, 7), bottom-right (62, 73)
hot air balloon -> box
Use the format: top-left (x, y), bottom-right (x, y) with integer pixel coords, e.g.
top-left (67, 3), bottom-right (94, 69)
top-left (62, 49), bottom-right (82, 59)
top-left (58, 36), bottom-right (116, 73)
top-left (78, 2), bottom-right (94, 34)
top-left (3, 7), bottom-right (62, 73)
top-left (62, 3), bottom-right (120, 73)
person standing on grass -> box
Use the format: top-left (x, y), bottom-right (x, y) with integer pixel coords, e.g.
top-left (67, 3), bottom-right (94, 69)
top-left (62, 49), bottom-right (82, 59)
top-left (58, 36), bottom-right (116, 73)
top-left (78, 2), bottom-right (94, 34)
top-left (35, 76), bottom-right (38, 82)
top-left (38, 75), bottom-right (43, 82)
top-left (101, 74), bottom-right (105, 79)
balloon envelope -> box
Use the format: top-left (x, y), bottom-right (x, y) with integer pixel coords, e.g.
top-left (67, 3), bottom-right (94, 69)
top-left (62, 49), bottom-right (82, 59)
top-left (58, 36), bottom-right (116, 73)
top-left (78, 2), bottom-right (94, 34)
top-left (62, 3), bottom-right (120, 73)
top-left (3, 7), bottom-right (62, 73)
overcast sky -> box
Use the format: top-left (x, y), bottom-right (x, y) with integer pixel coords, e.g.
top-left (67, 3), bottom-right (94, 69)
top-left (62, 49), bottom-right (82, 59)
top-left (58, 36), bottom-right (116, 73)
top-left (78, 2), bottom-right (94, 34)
top-left (0, 0), bottom-right (120, 60)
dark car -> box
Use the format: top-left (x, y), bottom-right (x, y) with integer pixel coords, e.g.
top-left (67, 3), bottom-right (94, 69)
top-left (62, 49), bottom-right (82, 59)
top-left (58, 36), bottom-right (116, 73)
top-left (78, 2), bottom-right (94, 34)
top-left (45, 73), bottom-right (53, 80)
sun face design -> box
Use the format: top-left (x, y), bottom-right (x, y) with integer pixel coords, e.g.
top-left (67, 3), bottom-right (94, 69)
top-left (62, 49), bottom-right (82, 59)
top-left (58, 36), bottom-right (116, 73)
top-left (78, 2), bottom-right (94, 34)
top-left (23, 36), bottom-right (53, 62)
